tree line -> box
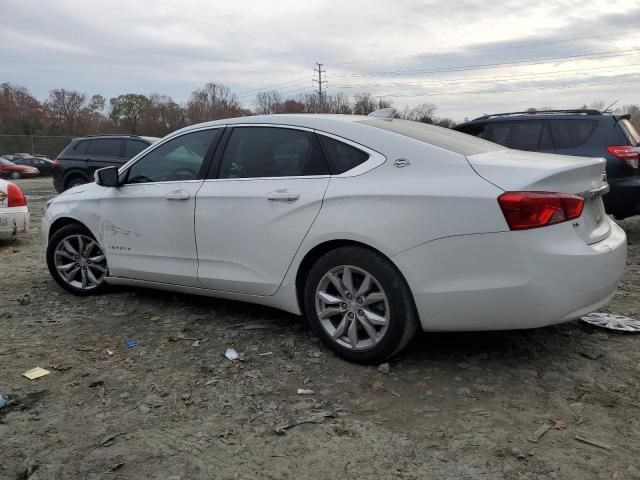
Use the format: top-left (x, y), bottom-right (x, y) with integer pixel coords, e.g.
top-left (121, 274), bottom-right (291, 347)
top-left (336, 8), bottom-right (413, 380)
top-left (1, 81), bottom-right (638, 141)
top-left (0, 81), bottom-right (455, 139)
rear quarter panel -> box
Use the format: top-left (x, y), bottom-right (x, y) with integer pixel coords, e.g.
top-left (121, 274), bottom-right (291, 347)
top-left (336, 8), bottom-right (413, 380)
top-left (281, 132), bottom-right (507, 286)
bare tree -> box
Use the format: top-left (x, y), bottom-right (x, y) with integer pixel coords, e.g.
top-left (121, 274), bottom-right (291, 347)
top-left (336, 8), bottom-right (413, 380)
top-left (186, 82), bottom-right (242, 123)
top-left (46, 89), bottom-right (86, 133)
top-left (352, 93), bottom-right (378, 115)
top-left (255, 90), bottom-right (283, 115)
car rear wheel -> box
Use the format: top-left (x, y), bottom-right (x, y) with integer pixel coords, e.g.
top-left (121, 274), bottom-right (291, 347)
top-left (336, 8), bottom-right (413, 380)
top-left (65, 176), bottom-right (87, 190)
top-left (10, 171), bottom-right (21, 179)
top-left (46, 224), bottom-right (109, 296)
top-left (304, 246), bottom-right (418, 364)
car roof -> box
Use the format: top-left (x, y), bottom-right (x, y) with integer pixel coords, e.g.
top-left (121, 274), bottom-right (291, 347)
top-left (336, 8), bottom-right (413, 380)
top-left (73, 135), bottom-right (161, 142)
top-left (457, 109), bottom-right (615, 126)
top-left (174, 114), bottom-right (370, 133)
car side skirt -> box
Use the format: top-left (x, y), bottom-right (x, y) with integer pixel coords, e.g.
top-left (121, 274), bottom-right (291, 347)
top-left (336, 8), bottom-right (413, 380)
top-left (104, 277), bottom-right (302, 316)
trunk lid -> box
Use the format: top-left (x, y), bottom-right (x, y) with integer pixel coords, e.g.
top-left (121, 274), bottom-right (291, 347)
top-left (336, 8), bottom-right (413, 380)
top-left (467, 149), bottom-right (610, 244)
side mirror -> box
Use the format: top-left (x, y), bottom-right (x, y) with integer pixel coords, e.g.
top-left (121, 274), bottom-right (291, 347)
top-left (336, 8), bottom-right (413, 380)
top-left (95, 166), bottom-right (120, 187)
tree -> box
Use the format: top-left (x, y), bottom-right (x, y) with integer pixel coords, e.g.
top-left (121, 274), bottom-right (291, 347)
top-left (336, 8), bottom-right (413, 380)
top-left (352, 93), bottom-right (378, 115)
top-left (109, 94), bottom-right (149, 133)
top-left (399, 102), bottom-right (438, 123)
top-left (186, 82), bottom-right (242, 123)
top-left (46, 88), bottom-right (86, 133)
top-left (0, 82), bottom-right (43, 135)
top-left (255, 90), bottom-right (282, 115)
top-left (142, 94), bottom-right (186, 136)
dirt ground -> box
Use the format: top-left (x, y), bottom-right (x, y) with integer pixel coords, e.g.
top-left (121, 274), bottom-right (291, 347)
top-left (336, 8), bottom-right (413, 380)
top-left (1, 177), bottom-right (639, 480)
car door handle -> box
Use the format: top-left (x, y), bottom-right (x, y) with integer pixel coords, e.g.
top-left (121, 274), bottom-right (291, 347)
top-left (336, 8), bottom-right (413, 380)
top-left (165, 190), bottom-right (190, 201)
top-left (267, 190), bottom-right (300, 202)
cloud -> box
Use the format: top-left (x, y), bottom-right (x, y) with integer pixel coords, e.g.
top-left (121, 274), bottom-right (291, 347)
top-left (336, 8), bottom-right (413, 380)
top-left (0, 0), bottom-right (638, 121)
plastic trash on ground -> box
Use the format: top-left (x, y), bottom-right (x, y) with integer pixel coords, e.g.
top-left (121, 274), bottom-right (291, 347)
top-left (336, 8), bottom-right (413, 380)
top-left (580, 312), bottom-right (640, 332)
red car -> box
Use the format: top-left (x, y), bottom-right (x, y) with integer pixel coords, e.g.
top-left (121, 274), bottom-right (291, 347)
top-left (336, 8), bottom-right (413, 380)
top-left (0, 158), bottom-right (39, 179)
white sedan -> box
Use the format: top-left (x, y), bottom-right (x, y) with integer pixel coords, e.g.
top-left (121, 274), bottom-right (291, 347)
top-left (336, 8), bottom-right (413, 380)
top-left (0, 179), bottom-right (29, 240)
top-left (42, 113), bottom-right (627, 363)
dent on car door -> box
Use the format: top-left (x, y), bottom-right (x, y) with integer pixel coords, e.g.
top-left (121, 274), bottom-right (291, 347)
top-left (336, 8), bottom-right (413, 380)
top-left (99, 128), bottom-right (222, 286)
top-left (195, 126), bottom-right (331, 295)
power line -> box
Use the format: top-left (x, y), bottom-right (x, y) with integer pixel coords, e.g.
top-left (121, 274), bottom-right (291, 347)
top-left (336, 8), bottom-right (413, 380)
top-left (330, 63), bottom-right (640, 89)
top-left (357, 77), bottom-right (640, 99)
top-left (327, 29), bottom-right (640, 66)
top-left (236, 76), bottom-right (312, 98)
top-left (332, 48), bottom-right (640, 77)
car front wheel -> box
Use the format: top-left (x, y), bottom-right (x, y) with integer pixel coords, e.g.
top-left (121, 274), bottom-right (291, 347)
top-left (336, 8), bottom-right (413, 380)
top-left (46, 224), bottom-right (109, 296)
top-left (304, 246), bottom-right (418, 364)
top-left (10, 171), bottom-right (21, 179)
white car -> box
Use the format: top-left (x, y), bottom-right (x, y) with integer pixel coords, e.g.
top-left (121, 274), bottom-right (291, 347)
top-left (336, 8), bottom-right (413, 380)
top-left (0, 179), bottom-right (29, 240)
top-left (42, 113), bottom-right (627, 363)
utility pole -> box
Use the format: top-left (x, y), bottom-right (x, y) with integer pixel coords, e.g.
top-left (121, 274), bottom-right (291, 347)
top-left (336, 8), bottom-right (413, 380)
top-left (313, 63), bottom-right (327, 112)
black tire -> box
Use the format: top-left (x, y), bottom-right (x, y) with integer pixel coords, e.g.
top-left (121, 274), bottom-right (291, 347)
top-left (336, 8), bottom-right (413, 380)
top-left (10, 171), bottom-right (21, 179)
top-left (65, 175), bottom-right (87, 190)
top-left (304, 246), bottom-right (418, 364)
top-left (46, 224), bottom-right (109, 296)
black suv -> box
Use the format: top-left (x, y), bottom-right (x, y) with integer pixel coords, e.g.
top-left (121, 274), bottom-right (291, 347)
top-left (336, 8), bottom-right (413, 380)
top-left (453, 110), bottom-right (640, 219)
top-left (52, 134), bottom-right (159, 192)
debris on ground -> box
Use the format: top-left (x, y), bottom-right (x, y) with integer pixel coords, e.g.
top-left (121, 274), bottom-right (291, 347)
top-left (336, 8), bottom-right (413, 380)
top-left (98, 432), bottom-right (124, 447)
top-left (527, 424), bottom-right (552, 443)
top-left (274, 411), bottom-right (335, 434)
top-left (127, 339), bottom-right (138, 348)
top-left (297, 388), bottom-right (315, 395)
top-left (0, 394), bottom-right (7, 409)
top-left (18, 293), bottom-right (30, 305)
top-left (22, 367), bottom-right (50, 380)
top-left (377, 363), bottom-right (390, 374)
top-left (372, 381), bottom-right (384, 391)
top-left (580, 313), bottom-right (640, 332)
top-left (552, 419), bottom-right (568, 430)
top-left (225, 347), bottom-right (239, 361)
top-left (575, 433), bottom-right (613, 450)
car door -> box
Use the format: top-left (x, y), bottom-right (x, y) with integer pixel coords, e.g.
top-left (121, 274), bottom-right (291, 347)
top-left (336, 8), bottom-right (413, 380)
top-left (195, 125), bottom-right (330, 295)
top-left (100, 127), bottom-right (222, 286)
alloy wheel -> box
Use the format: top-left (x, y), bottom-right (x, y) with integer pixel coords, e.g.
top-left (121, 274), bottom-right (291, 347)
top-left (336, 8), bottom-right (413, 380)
top-left (54, 234), bottom-right (107, 290)
top-left (315, 265), bottom-right (390, 351)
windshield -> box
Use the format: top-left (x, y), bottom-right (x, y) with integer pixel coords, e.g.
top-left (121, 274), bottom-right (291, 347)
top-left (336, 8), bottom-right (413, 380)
top-left (619, 119), bottom-right (640, 146)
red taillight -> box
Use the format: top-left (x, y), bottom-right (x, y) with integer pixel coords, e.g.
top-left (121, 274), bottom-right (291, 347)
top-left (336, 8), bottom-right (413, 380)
top-left (7, 183), bottom-right (27, 207)
top-left (498, 191), bottom-right (584, 231)
top-left (607, 145), bottom-right (639, 169)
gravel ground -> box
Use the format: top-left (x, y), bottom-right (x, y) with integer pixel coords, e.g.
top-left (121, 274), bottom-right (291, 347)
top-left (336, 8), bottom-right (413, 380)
top-left (1, 177), bottom-right (639, 480)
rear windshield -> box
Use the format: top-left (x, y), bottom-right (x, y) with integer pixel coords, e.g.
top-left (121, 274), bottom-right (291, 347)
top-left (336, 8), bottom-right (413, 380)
top-left (360, 119), bottom-right (502, 155)
top-left (619, 119), bottom-right (640, 146)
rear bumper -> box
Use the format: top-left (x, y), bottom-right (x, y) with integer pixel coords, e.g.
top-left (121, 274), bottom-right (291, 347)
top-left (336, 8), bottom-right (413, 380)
top-left (0, 208), bottom-right (30, 240)
top-left (604, 176), bottom-right (640, 219)
top-left (393, 220), bottom-right (627, 332)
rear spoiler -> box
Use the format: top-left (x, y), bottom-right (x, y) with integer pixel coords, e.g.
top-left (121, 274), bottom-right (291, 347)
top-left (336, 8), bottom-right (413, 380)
top-left (614, 114), bottom-right (631, 121)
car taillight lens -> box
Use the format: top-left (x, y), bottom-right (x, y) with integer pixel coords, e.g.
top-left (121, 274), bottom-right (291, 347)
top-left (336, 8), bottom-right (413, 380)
top-left (498, 192), bottom-right (584, 230)
top-left (7, 183), bottom-right (27, 207)
top-left (607, 145), bottom-right (639, 169)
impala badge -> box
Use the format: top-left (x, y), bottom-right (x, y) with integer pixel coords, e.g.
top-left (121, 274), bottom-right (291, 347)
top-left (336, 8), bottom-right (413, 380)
top-left (394, 158), bottom-right (410, 168)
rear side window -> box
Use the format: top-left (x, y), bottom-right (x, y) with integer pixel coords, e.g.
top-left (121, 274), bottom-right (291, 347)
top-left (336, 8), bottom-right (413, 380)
top-left (90, 139), bottom-right (122, 157)
top-left (318, 135), bottom-right (369, 174)
top-left (619, 119), bottom-right (640, 146)
top-left (126, 139), bottom-right (149, 159)
top-left (549, 120), bottom-right (598, 149)
top-left (484, 121), bottom-right (545, 151)
top-left (72, 140), bottom-right (90, 155)
top-left (218, 127), bottom-right (328, 178)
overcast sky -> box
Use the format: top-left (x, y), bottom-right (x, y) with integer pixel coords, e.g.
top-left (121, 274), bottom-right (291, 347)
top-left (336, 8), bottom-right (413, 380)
top-left (1, 0), bottom-right (639, 121)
